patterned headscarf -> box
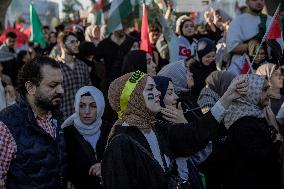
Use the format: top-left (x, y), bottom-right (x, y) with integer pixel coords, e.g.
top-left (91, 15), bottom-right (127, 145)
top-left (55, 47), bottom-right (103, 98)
top-left (108, 72), bottom-right (156, 132)
top-left (223, 74), bottom-right (266, 129)
top-left (198, 71), bottom-right (236, 114)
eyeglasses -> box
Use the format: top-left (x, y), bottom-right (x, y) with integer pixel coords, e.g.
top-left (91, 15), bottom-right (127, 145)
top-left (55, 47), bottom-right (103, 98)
top-left (65, 39), bottom-right (79, 45)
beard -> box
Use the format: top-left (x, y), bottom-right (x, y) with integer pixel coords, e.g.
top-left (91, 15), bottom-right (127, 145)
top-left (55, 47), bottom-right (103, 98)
top-left (65, 46), bottom-right (78, 56)
top-left (250, 6), bottom-right (263, 14)
top-left (34, 92), bottom-right (62, 111)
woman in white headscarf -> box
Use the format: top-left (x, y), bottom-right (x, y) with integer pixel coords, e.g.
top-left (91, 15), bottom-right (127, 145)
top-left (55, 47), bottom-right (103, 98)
top-left (62, 86), bottom-right (111, 189)
top-left (222, 74), bottom-right (282, 189)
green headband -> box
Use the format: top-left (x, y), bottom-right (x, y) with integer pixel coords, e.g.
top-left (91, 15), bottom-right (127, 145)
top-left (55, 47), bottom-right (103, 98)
top-left (118, 70), bottom-right (146, 120)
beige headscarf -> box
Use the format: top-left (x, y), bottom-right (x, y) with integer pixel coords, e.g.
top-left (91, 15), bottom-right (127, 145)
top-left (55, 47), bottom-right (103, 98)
top-left (256, 63), bottom-right (281, 99)
top-left (108, 72), bottom-right (156, 133)
top-left (224, 74), bottom-right (267, 129)
top-left (85, 25), bottom-right (101, 45)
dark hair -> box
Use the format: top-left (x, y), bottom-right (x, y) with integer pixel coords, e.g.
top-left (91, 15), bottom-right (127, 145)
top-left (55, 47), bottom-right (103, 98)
top-left (49, 31), bottom-right (57, 39)
top-left (58, 31), bottom-right (77, 44)
top-left (17, 50), bottom-right (28, 61)
top-left (42, 25), bottom-right (50, 30)
top-left (79, 41), bottom-right (96, 57)
top-left (55, 24), bottom-right (65, 33)
top-left (6, 32), bottom-right (17, 39)
top-left (81, 92), bottom-right (91, 97)
top-left (121, 50), bottom-right (148, 75)
top-left (149, 24), bottom-right (161, 33)
top-left (17, 56), bottom-right (61, 95)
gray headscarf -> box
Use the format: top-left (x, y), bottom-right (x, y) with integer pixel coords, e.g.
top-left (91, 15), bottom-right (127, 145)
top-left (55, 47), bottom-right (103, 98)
top-left (157, 61), bottom-right (188, 93)
top-left (198, 71), bottom-right (236, 114)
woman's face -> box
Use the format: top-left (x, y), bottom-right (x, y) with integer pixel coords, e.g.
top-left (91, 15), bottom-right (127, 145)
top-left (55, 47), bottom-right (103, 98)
top-left (146, 53), bottom-right (157, 76)
top-left (270, 68), bottom-right (283, 89)
top-left (186, 69), bottom-right (194, 88)
top-left (49, 33), bottom-right (57, 44)
top-left (163, 81), bottom-right (178, 108)
top-left (201, 51), bottom-right (216, 66)
top-left (182, 20), bottom-right (195, 37)
top-left (254, 48), bottom-right (266, 65)
top-left (79, 95), bottom-right (97, 125)
top-left (92, 26), bottom-right (101, 38)
top-left (143, 76), bottom-right (161, 113)
top-left (260, 79), bottom-right (270, 108)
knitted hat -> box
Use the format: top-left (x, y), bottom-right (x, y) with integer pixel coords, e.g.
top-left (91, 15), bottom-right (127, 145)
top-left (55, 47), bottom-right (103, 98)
top-left (197, 38), bottom-right (216, 60)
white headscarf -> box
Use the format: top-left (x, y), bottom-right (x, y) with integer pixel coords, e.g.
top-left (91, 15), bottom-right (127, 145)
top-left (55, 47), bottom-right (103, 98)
top-left (158, 61), bottom-right (189, 92)
top-left (223, 74), bottom-right (266, 129)
top-left (62, 86), bottom-right (105, 150)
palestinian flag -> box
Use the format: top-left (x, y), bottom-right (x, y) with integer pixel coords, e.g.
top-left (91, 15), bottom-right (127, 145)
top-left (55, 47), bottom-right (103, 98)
top-left (266, 15), bottom-right (283, 40)
top-left (106, 0), bottom-right (139, 35)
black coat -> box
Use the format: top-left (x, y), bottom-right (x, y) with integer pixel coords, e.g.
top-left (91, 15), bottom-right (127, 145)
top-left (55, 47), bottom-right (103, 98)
top-left (101, 112), bottom-right (220, 189)
top-left (64, 122), bottom-right (111, 189)
top-left (189, 61), bottom-right (217, 102)
top-left (223, 116), bottom-right (281, 189)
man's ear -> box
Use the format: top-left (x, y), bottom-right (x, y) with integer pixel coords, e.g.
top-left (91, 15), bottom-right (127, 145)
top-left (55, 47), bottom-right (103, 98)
top-left (25, 81), bottom-right (36, 95)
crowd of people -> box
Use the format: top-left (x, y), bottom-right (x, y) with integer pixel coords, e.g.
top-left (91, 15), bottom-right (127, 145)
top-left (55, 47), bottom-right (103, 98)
top-left (0, 0), bottom-right (284, 189)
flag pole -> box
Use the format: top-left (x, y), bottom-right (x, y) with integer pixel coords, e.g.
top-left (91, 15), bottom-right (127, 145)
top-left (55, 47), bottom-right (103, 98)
top-left (247, 3), bottom-right (281, 74)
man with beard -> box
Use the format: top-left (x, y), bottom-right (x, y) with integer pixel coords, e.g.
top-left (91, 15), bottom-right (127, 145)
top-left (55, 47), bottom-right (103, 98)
top-left (226, 0), bottom-right (269, 64)
top-left (0, 56), bottom-right (67, 189)
top-left (58, 32), bottom-right (90, 119)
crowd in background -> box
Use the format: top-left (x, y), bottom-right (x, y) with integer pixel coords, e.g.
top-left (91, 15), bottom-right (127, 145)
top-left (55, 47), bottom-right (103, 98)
top-left (1, 0), bottom-right (284, 189)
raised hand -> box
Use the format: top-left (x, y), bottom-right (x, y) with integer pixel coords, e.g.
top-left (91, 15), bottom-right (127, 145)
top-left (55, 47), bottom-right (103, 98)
top-left (219, 77), bottom-right (248, 109)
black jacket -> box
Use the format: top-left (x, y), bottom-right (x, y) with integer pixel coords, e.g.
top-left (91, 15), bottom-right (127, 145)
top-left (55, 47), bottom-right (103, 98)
top-left (102, 112), bottom-right (220, 189)
top-left (223, 116), bottom-right (281, 189)
top-left (64, 122), bottom-right (111, 189)
top-left (0, 95), bottom-right (67, 189)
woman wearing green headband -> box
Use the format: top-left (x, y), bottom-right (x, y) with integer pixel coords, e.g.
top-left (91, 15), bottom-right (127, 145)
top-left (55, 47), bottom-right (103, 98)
top-left (102, 71), bottom-right (247, 189)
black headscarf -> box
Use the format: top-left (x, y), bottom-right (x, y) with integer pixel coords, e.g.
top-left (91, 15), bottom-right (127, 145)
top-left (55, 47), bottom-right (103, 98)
top-left (121, 50), bottom-right (148, 75)
top-left (153, 76), bottom-right (172, 108)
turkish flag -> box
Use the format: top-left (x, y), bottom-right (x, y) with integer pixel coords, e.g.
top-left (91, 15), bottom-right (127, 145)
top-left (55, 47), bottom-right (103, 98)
top-left (178, 46), bottom-right (191, 58)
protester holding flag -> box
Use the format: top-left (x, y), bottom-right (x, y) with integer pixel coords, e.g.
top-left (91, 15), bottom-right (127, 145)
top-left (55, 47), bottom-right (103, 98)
top-left (175, 15), bottom-right (198, 62)
top-left (226, 0), bottom-right (284, 65)
top-left (228, 39), bottom-right (268, 75)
